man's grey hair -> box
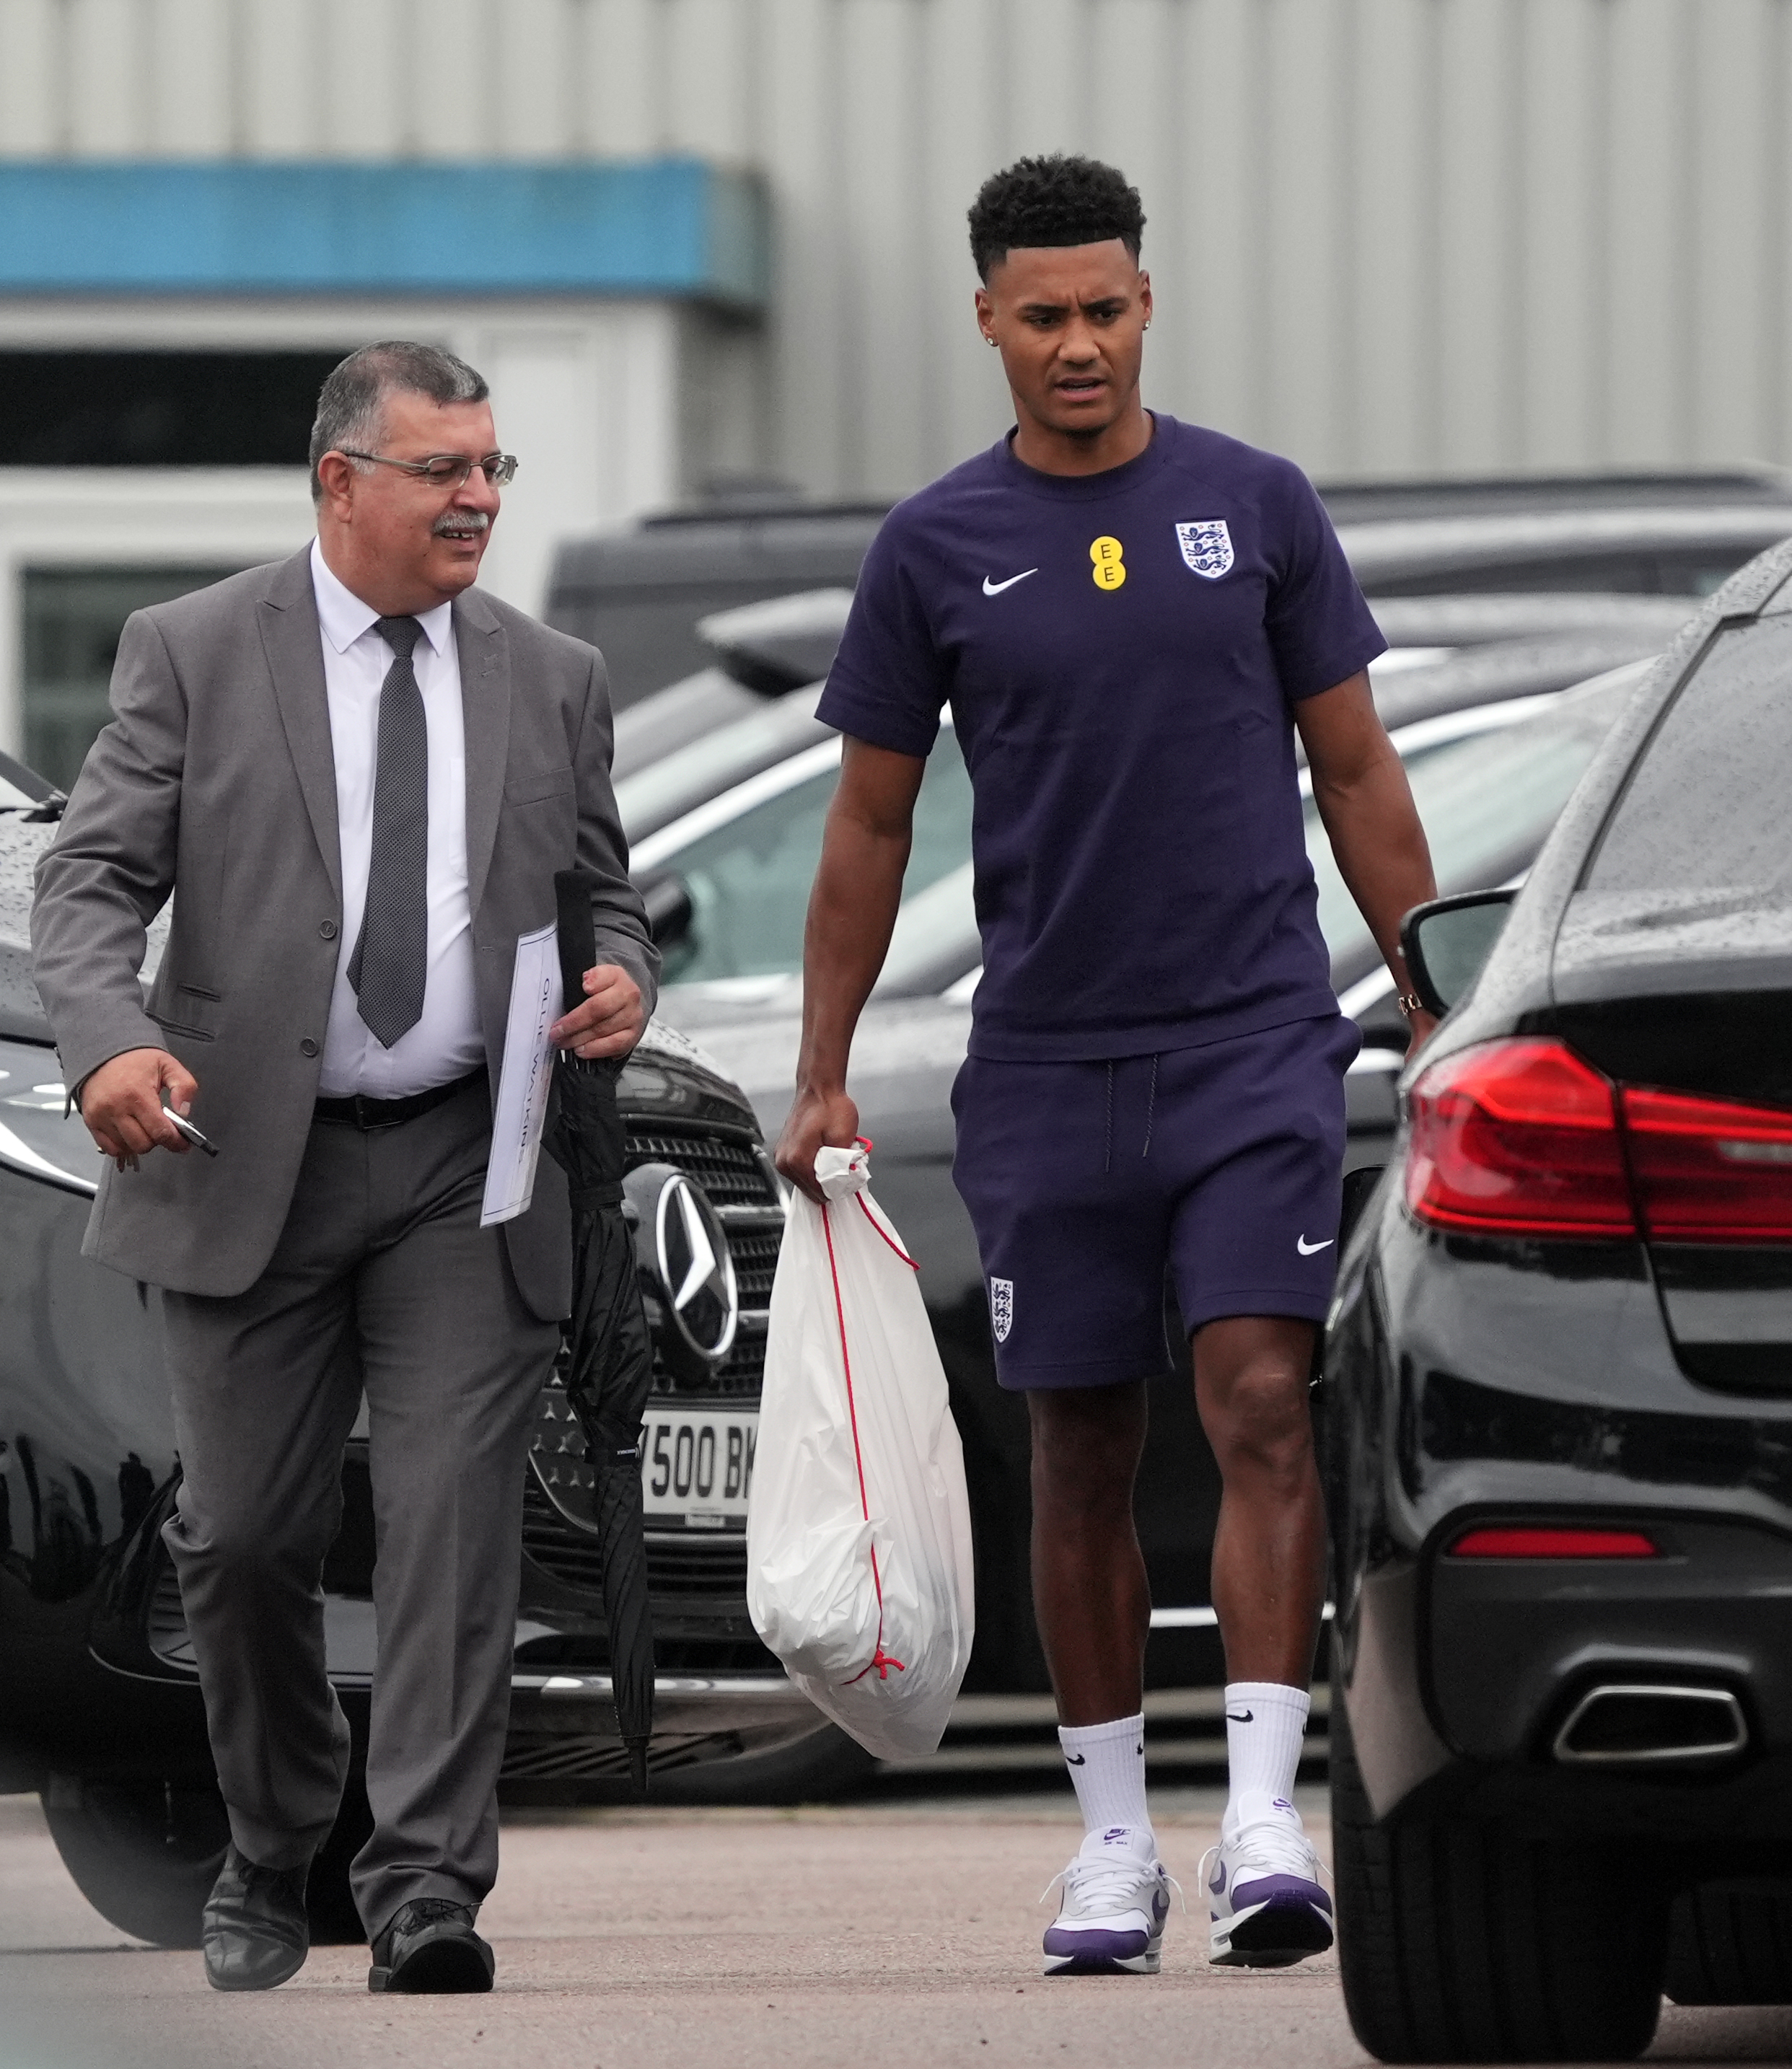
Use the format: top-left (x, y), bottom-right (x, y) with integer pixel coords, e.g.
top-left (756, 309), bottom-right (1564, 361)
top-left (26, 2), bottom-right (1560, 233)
top-left (308, 341), bottom-right (489, 503)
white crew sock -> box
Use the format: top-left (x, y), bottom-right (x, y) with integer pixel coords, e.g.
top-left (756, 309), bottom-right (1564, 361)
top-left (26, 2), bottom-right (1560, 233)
top-left (1058, 1712), bottom-right (1150, 1842)
top-left (1222, 1681), bottom-right (1311, 1835)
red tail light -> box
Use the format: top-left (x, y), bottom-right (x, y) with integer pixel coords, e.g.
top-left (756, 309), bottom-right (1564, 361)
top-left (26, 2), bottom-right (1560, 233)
top-left (1405, 1040), bottom-right (1634, 1238)
top-left (1622, 1086), bottom-right (1792, 1244)
top-left (1449, 1525), bottom-right (1658, 1559)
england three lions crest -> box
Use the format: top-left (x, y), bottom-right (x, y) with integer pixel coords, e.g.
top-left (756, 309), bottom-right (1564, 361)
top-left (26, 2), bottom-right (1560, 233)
top-left (990, 1277), bottom-right (1014, 1344)
top-left (1176, 519), bottom-right (1234, 579)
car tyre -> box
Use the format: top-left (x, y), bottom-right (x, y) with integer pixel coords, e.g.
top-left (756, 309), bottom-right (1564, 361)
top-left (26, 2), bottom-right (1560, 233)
top-left (41, 1775), bottom-right (229, 1948)
top-left (1330, 1682), bottom-right (1666, 2063)
top-left (43, 1774), bottom-right (372, 1948)
top-left (1664, 1880), bottom-right (1792, 2005)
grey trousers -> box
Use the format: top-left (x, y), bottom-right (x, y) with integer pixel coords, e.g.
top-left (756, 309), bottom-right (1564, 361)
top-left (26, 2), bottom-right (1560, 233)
top-left (160, 1076), bottom-right (560, 1940)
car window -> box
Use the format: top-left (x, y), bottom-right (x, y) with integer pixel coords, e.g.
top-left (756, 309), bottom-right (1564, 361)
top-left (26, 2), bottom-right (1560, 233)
top-left (1585, 612), bottom-right (1792, 910)
top-left (615, 682), bottom-right (828, 843)
top-left (1305, 676), bottom-right (1638, 971)
top-left (656, 731), bottom-right (972, 988)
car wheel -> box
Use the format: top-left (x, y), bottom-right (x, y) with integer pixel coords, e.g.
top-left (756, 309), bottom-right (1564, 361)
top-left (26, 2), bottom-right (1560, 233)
top-left (1330, 1682), bottom-right (1666, 2063)
top-left (43, 1774), bottom-right (372, 1949)
top-left (648, 1721), bottom-right (877, 1807)
top-left (1664, 1880), bottom-right (1792, 2005)
top-left (41, 1775), bottom-right (229, 1948)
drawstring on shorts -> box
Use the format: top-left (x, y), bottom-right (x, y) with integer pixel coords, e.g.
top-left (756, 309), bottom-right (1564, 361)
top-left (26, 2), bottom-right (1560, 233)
top-left (1102, 1055), bottom-right (1162, 1168)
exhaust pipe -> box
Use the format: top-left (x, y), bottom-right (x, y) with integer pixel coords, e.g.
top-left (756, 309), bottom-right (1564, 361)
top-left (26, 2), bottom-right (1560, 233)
top-left (1553, 1683), bottom-right (1747, 1765)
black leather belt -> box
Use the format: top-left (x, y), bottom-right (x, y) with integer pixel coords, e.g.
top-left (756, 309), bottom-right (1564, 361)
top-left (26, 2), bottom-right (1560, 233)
top-left (314, 1071), bottom-right (482, 1131)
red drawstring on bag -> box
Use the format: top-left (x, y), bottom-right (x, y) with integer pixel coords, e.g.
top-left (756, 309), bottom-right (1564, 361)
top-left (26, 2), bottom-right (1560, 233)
top-left (820, 1138), bottom-right (916, 1686)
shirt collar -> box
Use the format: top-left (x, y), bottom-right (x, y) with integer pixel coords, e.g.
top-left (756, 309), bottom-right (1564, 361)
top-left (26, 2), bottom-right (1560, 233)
top-left (309, 537), bottom-right (454, 659)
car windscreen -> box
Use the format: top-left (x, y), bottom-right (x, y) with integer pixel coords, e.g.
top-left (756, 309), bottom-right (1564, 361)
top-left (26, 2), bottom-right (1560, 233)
top-left (1305, 674), bottom-right (1638, 975)
top-left (651, 732), bottom-right (972, 988)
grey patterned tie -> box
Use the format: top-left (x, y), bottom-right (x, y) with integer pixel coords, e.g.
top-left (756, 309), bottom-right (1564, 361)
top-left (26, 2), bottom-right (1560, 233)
top-left (348, 615), bottom-right (430, 1048)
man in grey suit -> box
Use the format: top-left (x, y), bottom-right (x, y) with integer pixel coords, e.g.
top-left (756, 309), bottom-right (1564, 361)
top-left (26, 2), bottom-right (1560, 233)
top-left (31, 341), bottom-right (657, 1995)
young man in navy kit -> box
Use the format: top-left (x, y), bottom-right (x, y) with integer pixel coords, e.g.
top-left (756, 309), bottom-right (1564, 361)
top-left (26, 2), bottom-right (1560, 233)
top-left (776, 156), bottom-right (1439, 1974)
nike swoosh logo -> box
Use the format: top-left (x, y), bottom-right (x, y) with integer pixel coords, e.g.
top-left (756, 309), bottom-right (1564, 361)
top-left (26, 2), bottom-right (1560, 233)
top-left (983, 569), bottom-right (1038, 595)
top-left (1226, 1710), bottom-right (1253, 1724)
top-left (1296, 1234), bottom-right (1335, 1255)
top-left (1065, 1753), bottom-right (1086, 1766)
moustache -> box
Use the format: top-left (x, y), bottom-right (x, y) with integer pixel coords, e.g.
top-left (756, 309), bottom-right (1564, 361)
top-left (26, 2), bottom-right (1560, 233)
top-left (433, 511), bottom-right (491, 538)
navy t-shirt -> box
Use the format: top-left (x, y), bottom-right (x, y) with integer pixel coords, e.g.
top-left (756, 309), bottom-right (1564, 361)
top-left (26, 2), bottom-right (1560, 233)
top-left (817, 413), bottom-right (1386, 1063)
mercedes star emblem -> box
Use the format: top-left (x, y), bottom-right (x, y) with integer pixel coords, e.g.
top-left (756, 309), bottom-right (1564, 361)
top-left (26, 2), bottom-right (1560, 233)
top-left (623, 1161), bottom-right (739, 1381)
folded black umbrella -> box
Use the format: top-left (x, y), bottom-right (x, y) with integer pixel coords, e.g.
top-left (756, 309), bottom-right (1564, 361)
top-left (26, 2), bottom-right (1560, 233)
top-left (545, 869), bottom-right (656, 1796)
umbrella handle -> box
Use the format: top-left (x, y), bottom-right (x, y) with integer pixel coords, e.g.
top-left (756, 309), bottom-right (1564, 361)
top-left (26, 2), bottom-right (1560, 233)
top-left (553, 868), bottom-right (601, 1028)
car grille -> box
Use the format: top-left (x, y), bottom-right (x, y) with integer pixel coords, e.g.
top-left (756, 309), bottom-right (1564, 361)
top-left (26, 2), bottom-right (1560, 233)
top-left (500, 1726), bottom-right (753, 1783)
top-left (625, 1122), bottom-right (781, 1400)
top-left (518, 1477), bottom-right (776, 1670)
top-left (625, 1127), bottom-right (772, 1208)
top-left (520, 1478), bottom-right (747, 1598)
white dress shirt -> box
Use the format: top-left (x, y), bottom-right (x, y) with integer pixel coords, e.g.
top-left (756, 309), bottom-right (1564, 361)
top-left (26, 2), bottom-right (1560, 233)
top-left (310, 539), bottom-right (485, 1099)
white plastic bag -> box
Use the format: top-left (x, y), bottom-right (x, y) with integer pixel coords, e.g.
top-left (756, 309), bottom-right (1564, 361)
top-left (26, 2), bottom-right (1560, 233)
top-left (747, 1141), bottom-right (975, 1761)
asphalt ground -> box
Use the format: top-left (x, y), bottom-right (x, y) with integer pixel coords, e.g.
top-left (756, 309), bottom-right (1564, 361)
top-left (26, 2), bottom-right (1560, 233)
top-left (5, 1785), bottom-right (1792, 2069)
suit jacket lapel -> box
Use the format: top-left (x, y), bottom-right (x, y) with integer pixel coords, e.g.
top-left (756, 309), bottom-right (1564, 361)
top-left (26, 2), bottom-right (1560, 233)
top-left (456, 589), bottom-right (509, 918)
top-left (257, 547), bottom-right (341, 902)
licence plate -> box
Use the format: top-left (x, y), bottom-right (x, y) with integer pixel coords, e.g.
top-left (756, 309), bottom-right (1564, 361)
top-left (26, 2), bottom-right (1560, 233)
top-left (640, 1409), bottom-right (757, 1528)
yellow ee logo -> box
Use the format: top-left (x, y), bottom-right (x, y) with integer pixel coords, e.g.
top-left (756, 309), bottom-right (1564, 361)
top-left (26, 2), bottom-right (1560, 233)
top-left (1089, 535), bottom-right (1127, 590)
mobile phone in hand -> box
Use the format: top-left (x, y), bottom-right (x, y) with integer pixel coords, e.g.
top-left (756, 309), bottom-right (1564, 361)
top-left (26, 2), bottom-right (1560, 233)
top-left (162, 1104), bottom-right (219, 1157)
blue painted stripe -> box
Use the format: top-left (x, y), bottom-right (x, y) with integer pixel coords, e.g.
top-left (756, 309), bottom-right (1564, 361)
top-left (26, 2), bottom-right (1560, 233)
top-left (0, 159), bottom-right (767, 305)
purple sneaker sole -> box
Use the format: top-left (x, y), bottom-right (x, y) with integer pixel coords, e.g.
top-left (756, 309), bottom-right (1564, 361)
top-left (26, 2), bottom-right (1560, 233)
top-left (1042, 1924), bottom-right (1160, 1976)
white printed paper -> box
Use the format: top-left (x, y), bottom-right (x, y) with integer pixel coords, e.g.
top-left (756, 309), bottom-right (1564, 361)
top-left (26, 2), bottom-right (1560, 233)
top-left (480, 922), bottom-right (563, 1228)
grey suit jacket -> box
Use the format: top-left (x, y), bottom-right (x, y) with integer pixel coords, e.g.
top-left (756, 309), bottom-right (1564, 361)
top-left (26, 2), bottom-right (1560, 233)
top-left (30, 545), bottom-right (658, 1321)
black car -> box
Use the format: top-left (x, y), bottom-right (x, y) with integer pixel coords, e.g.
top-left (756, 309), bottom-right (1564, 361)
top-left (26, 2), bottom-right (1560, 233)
top-left (0, 763), bottom-right (836, 1951)
top-left (1325, 540), bottom-right (1792, 2061)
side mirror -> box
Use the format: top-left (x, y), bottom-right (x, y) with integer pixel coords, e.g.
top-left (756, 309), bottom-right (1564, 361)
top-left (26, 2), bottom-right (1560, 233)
top-left (638, 870), bottom-right (695, 953)
top-left (1400, 889), bottom-right (1515, 1018)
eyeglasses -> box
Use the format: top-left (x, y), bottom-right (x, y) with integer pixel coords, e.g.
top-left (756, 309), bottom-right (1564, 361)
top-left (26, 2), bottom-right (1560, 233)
top-left (338, 449), bottom-right (519, 488)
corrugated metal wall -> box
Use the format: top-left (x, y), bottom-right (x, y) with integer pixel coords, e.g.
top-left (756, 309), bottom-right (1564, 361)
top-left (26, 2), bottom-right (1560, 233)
top-left (4, 0), bottom-right (1791, 497)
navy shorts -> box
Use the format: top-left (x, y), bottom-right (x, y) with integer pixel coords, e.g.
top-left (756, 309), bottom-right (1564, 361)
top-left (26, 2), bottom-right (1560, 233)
top-left (950, 1015), bottom-right (1360, 1390)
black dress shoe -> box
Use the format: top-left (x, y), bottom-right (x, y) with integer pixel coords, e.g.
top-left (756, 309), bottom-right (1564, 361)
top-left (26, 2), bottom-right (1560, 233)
top-left (368, 1899), bottom-right (494, 1994)
top-left (202, 1842), bottom-right (311, 1992)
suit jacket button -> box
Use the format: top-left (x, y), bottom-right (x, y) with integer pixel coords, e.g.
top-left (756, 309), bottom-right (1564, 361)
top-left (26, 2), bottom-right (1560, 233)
top-left (300, 1037), bottom-right (320, 1058)
top-left (319, 919), bottom-right (338, 941)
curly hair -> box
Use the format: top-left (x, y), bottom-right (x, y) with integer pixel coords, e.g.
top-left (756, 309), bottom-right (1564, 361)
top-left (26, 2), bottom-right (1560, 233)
top-left (967, 154), bottom-right (1146, 282)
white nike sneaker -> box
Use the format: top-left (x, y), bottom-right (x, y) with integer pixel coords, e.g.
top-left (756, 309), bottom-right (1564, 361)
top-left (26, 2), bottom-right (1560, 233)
top-left (1203, 1796), bottom-right (1333, 1969)
top-left (1040, 1826), bottom-right (1172, 1976)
